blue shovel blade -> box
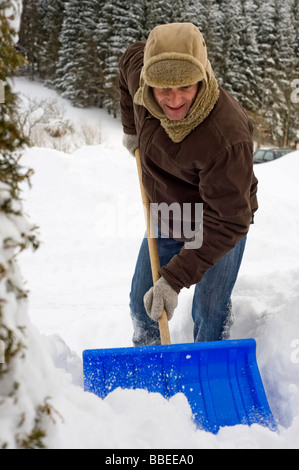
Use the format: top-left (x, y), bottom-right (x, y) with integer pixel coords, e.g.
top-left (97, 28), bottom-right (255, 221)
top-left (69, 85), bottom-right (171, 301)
top-left (83, 338), bottom-right (276, 434)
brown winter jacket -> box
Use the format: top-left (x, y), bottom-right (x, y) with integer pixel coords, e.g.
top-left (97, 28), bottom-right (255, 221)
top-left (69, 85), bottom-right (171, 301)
top-left (119, 40), bottom-right (258, 293)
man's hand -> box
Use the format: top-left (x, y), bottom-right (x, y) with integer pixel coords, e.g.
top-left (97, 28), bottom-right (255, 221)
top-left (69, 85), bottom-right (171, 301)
top-left (144, 277), bottom-right (178, 322)
top-left (122, 133), bottom-right (138, 156)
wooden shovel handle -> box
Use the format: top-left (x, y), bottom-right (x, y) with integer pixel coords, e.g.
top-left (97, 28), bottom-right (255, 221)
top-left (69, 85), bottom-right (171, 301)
top-left (135, 148), bottom-right (171, 345)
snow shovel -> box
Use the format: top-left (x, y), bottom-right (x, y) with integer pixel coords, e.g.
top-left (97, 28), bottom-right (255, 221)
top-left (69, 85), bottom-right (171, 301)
top-left (82, 149), bottom-right (276, 433)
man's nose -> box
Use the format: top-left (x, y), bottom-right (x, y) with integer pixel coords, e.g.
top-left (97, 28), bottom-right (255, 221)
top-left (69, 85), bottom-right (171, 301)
top-left (168, 89), bottom-right (183, 107)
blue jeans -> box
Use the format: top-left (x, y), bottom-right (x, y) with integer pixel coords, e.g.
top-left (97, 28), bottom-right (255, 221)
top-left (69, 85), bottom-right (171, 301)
top-left (129, 233), bottom-right (246, 346)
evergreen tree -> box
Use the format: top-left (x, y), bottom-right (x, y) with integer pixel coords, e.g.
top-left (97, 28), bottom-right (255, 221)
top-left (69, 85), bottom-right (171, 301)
top-left (218, 0), bottom-right (244, 94)
top-left (289, 0), bottom-right (299, 147)
top-left (183, 0), bottom-right (224, 80)
top-left (55, 0), bottom-right (84, 104)
top-left (77, 0), bottom-right (105, 107)
top-left (0, 0), bottom-right (57, 448)
top-left (252, 0), bottom-right (277, 142)
top-left (169, 0), bottom-right (186, 22)
top-left (17, 0), bottom-right (40, 78)
top-left (100, 0), bottom-right (145, 116)
top-left (133, 0), bottom-right (154, 40)
top-left (183, 0), bottom-right (206, 30)
top-left (273, 0), bottom-right (298, 147)
top-left (255, 0), bottom-right (298, 146)
top-left (236, 0), bottom-right (263, 112)
top-left (16, 0), bottom-right (299, 147)
top-left (146, 0), bottom-right (170, 29)
top-left (37, 0), bottom-right (65, 83)
top-left (291, 0), bottom-right (299, 58)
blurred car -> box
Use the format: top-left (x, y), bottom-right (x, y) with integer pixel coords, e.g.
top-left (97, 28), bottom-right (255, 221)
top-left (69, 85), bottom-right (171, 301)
top-left (253, 148), bottom-right (292, 164)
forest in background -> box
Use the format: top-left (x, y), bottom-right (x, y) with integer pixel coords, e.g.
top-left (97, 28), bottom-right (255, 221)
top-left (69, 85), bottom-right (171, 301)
top-left (18, 0), bottom-right (299, 148)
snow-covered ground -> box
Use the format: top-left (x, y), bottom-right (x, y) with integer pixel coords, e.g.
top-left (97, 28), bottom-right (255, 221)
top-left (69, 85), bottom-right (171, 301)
top-left (7, 78), bottom-right (299, 448)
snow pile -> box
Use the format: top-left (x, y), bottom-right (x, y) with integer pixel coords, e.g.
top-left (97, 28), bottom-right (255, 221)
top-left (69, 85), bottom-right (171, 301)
top-left (2, 79), bottom-right (298, 448)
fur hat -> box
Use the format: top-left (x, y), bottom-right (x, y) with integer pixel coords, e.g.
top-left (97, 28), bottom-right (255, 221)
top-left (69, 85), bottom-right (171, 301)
top-left (143, 22), bottom-right (209, 89)
top-left (134, 23), bottom-right (219, 141)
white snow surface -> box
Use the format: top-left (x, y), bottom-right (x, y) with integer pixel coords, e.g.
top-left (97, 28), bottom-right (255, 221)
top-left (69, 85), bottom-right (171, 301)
top-left (5, 78), bottom-right (299, 448)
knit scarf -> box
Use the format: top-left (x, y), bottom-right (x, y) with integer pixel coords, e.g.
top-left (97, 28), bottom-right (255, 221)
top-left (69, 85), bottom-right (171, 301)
top-left (134, 72), bottom-right (219, 143)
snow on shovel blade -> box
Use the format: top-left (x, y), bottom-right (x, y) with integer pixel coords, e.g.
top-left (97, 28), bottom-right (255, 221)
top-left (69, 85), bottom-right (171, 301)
top-left (82, 338), bottom-right (276, 434)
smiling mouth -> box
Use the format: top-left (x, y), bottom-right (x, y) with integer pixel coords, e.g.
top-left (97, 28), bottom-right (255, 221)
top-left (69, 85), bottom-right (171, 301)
top-left (166, 104), bottom-right (185, 111)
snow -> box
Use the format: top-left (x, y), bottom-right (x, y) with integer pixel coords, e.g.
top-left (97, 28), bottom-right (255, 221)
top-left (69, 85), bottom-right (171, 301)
top-left (3, 78), bottom-right (299, 448)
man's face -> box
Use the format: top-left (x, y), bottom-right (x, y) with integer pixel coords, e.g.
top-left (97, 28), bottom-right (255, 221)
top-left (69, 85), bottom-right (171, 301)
top-left (152, 83), bottom-right (199, 121)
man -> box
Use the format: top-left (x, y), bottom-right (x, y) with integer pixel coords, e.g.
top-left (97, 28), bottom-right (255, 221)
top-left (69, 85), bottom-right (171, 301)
top-left (119, 23), bottom-right (258, 346)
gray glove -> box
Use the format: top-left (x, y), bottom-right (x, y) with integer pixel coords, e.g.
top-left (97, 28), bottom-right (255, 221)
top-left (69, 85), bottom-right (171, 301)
top-left (144, 277), bottom-right (178, 322)
top-left (122, 133), bottom-right (138, 157)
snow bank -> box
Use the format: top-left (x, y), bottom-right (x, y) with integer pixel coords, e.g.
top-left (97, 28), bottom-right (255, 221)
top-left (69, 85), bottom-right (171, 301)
top-left (230, 152), bottom-right (299, 433)
top-left (15, 144), bottom-right (299, 449)
top-left (4, 79), bottom-right (299, 448)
